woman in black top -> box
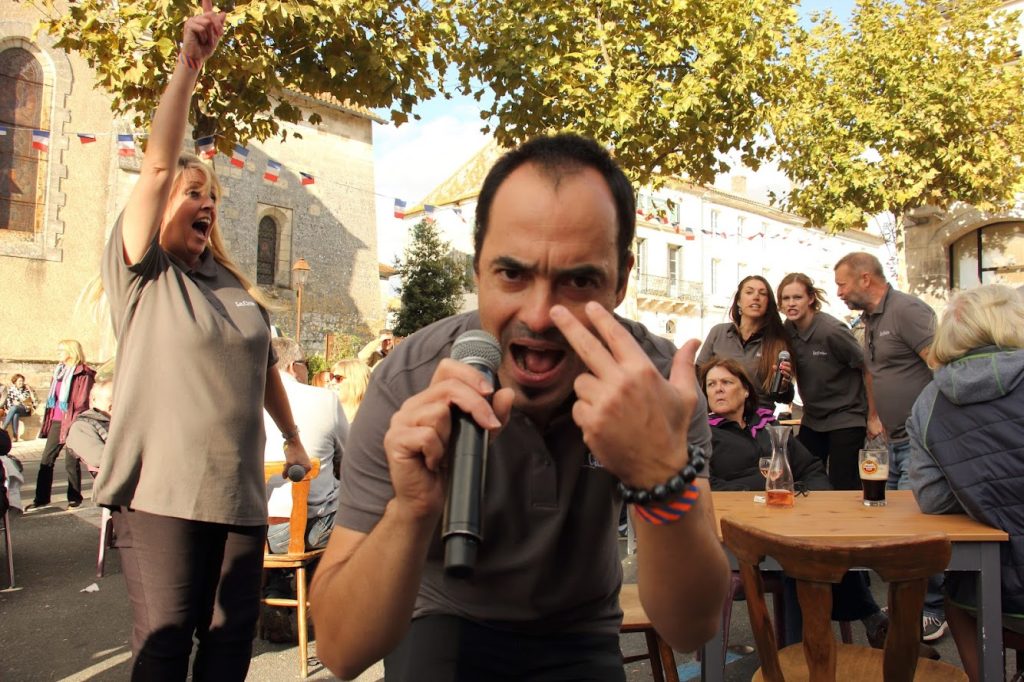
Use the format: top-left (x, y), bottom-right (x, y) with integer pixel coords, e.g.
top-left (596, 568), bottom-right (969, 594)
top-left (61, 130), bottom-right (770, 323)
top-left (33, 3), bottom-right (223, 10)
top-left (701, 357), bottom-right (827, 492)
top-left (701, 357), bottom-right (887, 647)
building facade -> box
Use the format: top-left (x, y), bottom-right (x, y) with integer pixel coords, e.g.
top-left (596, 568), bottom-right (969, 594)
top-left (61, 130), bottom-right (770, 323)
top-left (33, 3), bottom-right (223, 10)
top-left (0, 1), bottom-right (382, 387)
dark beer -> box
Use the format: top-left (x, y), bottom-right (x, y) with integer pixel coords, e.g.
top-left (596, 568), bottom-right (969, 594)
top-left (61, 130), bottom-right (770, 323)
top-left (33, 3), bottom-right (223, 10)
top-left (859, 456), bottom-right (888, 507)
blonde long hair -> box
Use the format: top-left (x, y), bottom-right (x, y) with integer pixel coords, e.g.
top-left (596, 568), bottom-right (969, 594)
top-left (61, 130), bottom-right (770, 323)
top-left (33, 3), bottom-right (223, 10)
top-left (332, 358), bottom-right (371, 422)
top-left (176, 154), bottom-right (274, 310)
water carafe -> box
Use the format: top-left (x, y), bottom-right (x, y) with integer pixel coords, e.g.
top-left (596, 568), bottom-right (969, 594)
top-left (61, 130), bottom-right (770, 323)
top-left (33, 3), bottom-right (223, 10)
top-left (765, 424), bottom-right (795, 507)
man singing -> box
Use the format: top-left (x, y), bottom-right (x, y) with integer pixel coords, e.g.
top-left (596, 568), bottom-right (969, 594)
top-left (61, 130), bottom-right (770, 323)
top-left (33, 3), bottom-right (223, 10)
top-left (311, 133), bottom-right (730, 680)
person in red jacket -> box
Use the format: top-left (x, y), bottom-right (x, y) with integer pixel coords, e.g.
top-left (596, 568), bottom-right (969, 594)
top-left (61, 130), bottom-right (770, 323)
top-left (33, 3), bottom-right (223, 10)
top-left (28, 339), bottom-right (95, 510)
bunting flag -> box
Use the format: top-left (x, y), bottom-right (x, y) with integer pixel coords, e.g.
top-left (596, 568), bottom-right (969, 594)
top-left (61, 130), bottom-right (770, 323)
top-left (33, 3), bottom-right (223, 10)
top-left (196, 136), bottom-right (216, 159)
top-left (701, 228), bottom-right (713, 235)
top-left (117, 134), bottom-right (135, 156)
top-left (230, 144), bottom-right (249, 168)
top-left (394, 199), bottom-right (407, 219)
top-left (684, 227), bottom-right (696, 241)
top-left (77, 133), bottom-right (98, 144)
top-left (31, 130), bottom-right (50, 152)
top-left (424, 204), bottom-right (436, 215)
top-left (263, 159), bottom-right (281, 183)
top-left (299, 171), bottom-right (315, 186)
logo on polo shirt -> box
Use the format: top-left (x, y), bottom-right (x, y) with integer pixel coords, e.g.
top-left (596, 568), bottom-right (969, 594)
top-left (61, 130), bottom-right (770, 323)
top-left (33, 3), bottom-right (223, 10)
top-left (235, 300), bottom-right (257, 308)
top-left (812, 350), bottom-right (828, 357)
top-left (878, 330), bottom-right (892, 337)
top-left (584, 451), bottom-right (604, 469)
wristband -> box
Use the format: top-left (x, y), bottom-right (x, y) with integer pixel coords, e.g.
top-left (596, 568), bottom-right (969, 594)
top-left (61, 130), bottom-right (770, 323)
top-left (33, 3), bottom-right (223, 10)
top-left (618, 444), bottom-right (706, 525)
top-left (178, 46), bottom-right (202, 70)
top-left (281, 426), bottom-right (299, 442)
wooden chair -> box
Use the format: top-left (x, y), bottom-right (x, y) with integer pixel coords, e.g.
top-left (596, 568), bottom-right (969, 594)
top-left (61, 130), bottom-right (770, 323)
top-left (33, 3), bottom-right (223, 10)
top-left (721, 517), bottom-right (967, 681)
top-left (262, 459), bottom-right (323, 679)
top-left (620, 583), bottom-right (680, 682)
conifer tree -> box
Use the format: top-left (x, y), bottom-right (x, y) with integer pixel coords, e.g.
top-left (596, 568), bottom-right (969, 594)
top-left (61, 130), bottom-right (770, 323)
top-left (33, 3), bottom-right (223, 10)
top-left (393, 221), bottom-right (464, 337)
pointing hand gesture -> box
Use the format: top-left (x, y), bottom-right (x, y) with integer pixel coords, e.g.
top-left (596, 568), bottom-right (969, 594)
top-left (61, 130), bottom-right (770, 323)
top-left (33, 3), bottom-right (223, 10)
top-left (551, 302), bottom-right (699, 488)
top-left (182, 0), bottom-right (226, 64)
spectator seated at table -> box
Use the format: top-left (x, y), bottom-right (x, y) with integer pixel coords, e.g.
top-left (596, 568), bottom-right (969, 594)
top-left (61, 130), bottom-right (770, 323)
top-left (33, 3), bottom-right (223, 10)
top-left (908, 284), bottom-right (1024, 682)
top-left (701, 356), bottom-right (891, 649)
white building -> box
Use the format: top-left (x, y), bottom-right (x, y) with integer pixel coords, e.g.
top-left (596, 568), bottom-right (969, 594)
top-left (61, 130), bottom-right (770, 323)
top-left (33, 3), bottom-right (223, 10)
top-left (397, 140), bottom-right (885, 344)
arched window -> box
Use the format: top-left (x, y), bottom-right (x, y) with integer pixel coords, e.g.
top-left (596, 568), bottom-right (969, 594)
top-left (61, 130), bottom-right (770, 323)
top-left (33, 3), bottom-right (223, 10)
top-left (0, 47), bottom-right (44, 233)
top-left (257, 215), bottom-right (277, 285)
top-left (950, 222), bottom-right (1024, 289)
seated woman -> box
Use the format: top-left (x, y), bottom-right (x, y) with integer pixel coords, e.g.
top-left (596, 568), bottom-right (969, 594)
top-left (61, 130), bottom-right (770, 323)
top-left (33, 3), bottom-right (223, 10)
top-left (702, 356), bottom-right (829, 492)
top-left (702, 356), bottom-right (888, 648)
top-left (2, 374), bottom-right (36, 442)
top-left (908, 284), bottom-right (1024, 682)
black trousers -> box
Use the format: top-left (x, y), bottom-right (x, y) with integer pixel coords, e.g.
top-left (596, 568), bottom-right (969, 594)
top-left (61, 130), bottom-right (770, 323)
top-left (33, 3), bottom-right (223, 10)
top-left (112, 508), bottom-right (266, 682)
top-left (384, 615), bottom-right (627, 682)
top-left (34, 420), bottom-right (83, 505)
top-left (796, 425), bottom-right (866, 491)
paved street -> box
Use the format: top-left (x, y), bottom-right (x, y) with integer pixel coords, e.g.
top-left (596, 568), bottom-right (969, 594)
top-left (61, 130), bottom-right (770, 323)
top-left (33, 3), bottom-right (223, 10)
top-left (1, 436), bottom-right (982, 681)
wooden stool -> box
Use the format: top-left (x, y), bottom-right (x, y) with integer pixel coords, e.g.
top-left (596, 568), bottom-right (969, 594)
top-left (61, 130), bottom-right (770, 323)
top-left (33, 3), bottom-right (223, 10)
top-left (620, 583), bottom-right (679, 682)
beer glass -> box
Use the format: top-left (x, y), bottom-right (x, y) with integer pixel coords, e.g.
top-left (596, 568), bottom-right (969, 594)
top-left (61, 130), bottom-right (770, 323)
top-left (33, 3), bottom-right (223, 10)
top-left (859, 448), bottom-right (889, 507)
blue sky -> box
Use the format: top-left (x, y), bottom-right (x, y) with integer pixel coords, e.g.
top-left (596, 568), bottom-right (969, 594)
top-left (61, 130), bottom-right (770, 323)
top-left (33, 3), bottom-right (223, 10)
top-left (372, 0), bottom-right (857, 260)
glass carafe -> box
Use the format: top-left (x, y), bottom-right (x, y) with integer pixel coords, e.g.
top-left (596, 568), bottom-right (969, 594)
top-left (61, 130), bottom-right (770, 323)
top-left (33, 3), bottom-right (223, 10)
top-left (765, 424), bottom-right (795, 507)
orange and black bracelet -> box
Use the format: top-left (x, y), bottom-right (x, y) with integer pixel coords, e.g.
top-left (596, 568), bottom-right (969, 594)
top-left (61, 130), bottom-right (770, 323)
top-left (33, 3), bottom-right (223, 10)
top-left (178, 45), bottom-right (202, 70)
top-left (618, 444), bottom-right (706, 525)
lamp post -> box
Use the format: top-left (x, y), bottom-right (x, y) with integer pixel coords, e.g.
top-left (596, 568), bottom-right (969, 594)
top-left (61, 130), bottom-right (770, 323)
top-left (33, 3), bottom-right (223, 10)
top-left (291, 257), bottom-right (311, 341)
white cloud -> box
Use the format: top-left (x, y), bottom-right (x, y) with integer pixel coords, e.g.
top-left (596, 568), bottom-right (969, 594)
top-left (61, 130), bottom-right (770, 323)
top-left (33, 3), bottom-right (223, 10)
top-left (373, 104), bottom-right (489, 264)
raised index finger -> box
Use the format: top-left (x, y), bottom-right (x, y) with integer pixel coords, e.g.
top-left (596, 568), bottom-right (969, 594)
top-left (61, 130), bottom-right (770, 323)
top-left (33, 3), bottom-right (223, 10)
top-left (201, 0), bottom-right (213, 14)
top-left (550, 302), bottom-right (626, 378)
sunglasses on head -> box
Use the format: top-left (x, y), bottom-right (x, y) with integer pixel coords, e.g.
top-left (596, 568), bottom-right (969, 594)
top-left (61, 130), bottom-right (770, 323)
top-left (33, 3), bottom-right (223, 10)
top-left (331, 374), bottom-right (344, 382)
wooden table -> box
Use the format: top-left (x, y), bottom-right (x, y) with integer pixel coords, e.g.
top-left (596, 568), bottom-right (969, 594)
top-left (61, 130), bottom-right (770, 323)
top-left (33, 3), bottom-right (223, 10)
top-left (699, 490), bottom-right (1009, 682)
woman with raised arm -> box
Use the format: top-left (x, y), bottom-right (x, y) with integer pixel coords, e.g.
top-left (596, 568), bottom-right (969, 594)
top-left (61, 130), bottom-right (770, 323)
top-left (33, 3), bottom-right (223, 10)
top-left (95, 3), bottom-right (310, 679)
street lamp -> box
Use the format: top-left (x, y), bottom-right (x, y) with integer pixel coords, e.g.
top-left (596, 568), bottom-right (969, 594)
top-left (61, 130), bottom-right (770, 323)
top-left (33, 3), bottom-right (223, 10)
top-left (291, 257), bottom-right (311, 341)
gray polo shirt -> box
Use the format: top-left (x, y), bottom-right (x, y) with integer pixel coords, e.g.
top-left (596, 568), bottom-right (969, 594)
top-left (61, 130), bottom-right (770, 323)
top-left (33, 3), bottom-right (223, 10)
top-left (337, 311), bottom-right (712, 635)
top-left (862, 286), bottom-right (935, 442)
top-left (785, 312), bottom-right (866, 432)
top-left (97, 218), bottom-right (274, 525)
top-left (697, 322), bottom-right (776, 409)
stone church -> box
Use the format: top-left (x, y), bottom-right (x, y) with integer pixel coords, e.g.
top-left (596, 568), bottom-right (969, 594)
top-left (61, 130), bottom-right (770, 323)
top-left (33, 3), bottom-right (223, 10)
top-left (0, 2), bottom-right (383, 390)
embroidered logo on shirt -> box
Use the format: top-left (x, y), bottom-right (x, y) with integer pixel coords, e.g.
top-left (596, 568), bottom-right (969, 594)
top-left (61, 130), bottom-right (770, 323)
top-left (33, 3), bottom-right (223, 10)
top-left (584, 451), bottom-right (604, 469)
top-left (812, 350), bottom-right (828, 357)
top-left (235, 300), bottom-right (257, 308)
top-left (878, 330), bottom-right (892, 337)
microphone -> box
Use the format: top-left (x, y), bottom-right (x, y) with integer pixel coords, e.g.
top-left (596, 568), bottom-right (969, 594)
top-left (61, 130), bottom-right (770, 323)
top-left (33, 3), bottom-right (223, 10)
top-left (443, 329), bottom-right (502, 579)
top-left (286, 464), bottom-right (306, 482)
top-left (769, 350), bottom-right (792, 400)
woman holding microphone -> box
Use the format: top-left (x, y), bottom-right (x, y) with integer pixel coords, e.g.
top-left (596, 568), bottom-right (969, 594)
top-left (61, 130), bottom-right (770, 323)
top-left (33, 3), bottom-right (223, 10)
top-left (777, 272), bottom-right (867, 490)
top-left (96, 3), bottom-right (310, 678)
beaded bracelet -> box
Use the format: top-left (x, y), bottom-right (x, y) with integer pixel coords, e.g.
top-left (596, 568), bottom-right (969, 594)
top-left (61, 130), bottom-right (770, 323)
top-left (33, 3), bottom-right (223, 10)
top-left (178, 46), bottom-right (202, 71)
top-left (618, 444), bottom-right (706, 526)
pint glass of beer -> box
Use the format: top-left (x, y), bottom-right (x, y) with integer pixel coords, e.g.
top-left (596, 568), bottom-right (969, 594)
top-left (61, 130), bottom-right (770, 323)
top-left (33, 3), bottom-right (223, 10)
top-left (859, 448), bottom-right (889, 507)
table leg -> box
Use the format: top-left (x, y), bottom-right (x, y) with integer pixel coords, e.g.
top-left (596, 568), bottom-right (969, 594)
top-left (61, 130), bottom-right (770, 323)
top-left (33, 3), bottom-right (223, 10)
top-left (700, 624), bottom-right (726, 682)
top-left (977, 542), bottom-right (1004, 681)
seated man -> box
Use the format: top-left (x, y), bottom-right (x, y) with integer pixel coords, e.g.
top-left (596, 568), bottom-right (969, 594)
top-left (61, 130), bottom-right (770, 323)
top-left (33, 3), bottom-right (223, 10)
top-left (311, 133), bottom-right (730, 681)
top-left (65, 374), bottom-right (114, 478)
top-left (261, 337), bottom-right (347, 641)
top-left (908, 284), bottom-right (1024, 682)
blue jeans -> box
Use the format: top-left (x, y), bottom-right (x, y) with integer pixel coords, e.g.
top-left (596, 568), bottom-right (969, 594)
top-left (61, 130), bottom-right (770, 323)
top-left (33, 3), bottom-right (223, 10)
top-left (886, 440), bottom-right (912, 491)
top-left (266, 511), bottom-right (335, 555)
top-left (2, 405), bottom-right (29, 434)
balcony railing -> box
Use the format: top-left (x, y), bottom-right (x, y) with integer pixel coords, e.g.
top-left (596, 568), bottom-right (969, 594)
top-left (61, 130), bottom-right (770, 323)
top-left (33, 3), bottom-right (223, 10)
top-left (636, 274), bottom-right (703, 303)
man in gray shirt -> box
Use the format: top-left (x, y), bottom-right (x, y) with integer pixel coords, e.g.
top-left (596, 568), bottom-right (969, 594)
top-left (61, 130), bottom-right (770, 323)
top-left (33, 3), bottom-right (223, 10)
top-left (834, 251), bottom-right (945, 641)
top-left (310, 134), bottom-right (729, 681)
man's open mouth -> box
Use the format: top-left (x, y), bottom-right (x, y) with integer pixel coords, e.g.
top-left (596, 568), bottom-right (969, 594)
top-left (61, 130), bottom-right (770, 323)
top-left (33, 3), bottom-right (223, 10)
top-left (510, 343), bottom-right (566, 377)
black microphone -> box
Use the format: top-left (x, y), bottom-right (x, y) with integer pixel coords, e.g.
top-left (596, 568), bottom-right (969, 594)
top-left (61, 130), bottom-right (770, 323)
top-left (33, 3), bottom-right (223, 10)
top-left (286, 464), bottom-right (306, 482)
top-left (769, 350), bottom-right (792, 400)
top-left (443, 329), bottom-right (502, 579)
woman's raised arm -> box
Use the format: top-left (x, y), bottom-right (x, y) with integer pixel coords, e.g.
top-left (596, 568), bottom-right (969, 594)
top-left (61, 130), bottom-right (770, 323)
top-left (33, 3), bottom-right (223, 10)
top-left (120, 0), bottom-right (225, 264)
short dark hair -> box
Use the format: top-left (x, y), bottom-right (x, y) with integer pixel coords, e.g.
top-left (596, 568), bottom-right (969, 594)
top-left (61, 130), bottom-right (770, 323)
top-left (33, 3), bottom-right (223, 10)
top-left (473, 133), bottom-right (636, 288)
top-left (700, 356), bottom-right (760, 419)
